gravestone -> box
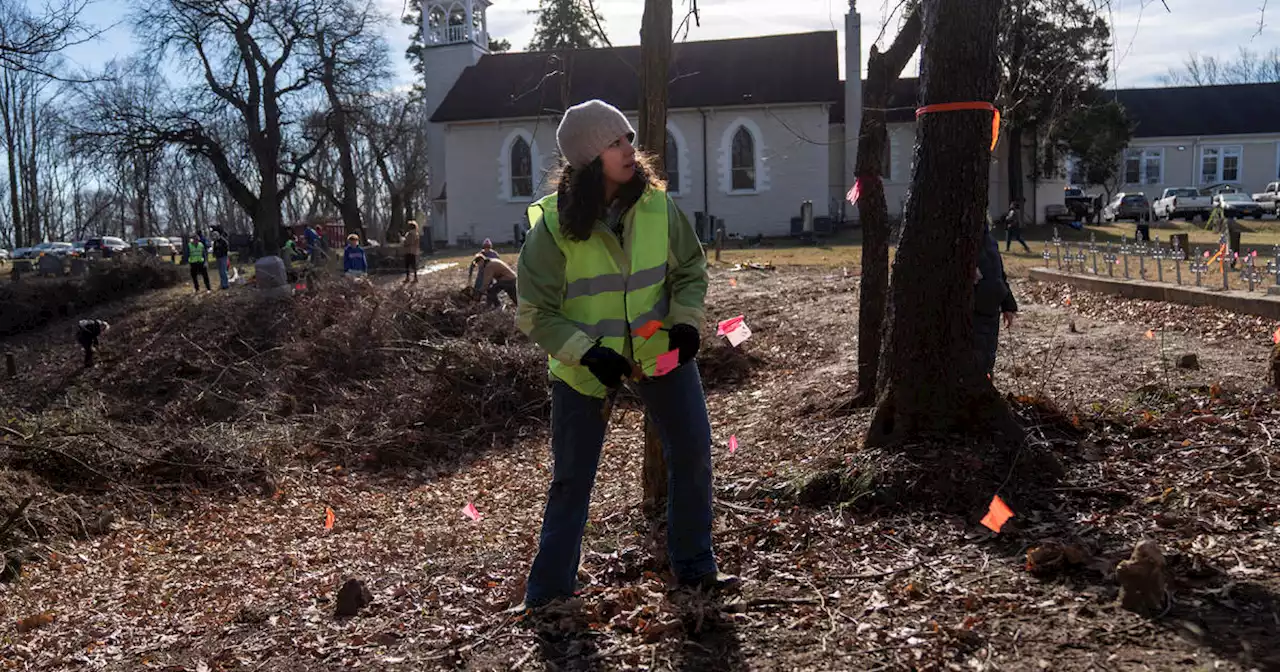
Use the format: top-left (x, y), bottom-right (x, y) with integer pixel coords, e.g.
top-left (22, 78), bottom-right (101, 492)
top-left (70, 258), bottom-right (89, 277)
top-left (254, 255), bottom-right (291, 300)
top-left (37, 255), bottom-right (64, 277)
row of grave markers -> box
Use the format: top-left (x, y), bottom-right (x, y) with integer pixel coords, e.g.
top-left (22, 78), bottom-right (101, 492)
top-left (1043, 229), bottom-right (1280, 293)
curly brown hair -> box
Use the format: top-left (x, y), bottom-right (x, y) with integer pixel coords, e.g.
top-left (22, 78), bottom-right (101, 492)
top-left (548, 150), bottom-right (667, 242)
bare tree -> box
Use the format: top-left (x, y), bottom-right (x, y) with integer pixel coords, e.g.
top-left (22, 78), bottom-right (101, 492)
top-left (0, 0), bottom-right (93, 75)
top-left (360, 92), bottom-right (426, 244)
top-left (81, 0), bottom-right (336, 254)
top-left (311, 0), bottom-right (391, 237)
top-left (1163, 47), bottom-right (1280, 85)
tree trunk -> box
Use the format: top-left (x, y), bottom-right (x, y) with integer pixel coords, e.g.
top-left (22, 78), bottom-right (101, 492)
top-left (1005, 122), bottom-right (1023, 206)
top-left (321, 53), bottom-right (364, 237)
top-left (637, 0), bottom-right (673, 509)
top-left (866, 0), bottom-right (1019, 447)
top-left (851, 9), bottom-right (922, 406)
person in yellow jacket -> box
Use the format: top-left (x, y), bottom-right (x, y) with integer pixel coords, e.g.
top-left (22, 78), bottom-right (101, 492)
top-left (516, 99), bottom-right (735, 609)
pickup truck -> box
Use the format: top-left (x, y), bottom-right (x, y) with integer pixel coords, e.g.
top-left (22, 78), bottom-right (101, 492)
top-left (1254, 182), bottom-right (1280, 215)
top-left (1062, 187), bottom-right (1100, 224)
top-left (1153, 187), bottom-right (1213, 220)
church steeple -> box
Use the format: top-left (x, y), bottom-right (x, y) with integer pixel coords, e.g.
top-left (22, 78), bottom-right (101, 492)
top-left (422, 0), bottom-right (491, 49)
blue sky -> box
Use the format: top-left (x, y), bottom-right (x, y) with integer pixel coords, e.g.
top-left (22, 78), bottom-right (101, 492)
top-left (56, 0), bottom-right (1279, 89)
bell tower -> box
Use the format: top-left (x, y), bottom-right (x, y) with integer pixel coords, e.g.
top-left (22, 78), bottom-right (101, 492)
top-left (421, 0), bottom-right (492, 243)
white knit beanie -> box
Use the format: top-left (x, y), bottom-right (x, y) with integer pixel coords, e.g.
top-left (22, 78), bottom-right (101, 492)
top-left (556, 100), bottom-right (635, 169)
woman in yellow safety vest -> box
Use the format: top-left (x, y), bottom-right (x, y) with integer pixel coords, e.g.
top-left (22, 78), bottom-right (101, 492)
top-left (516, 99), bottom-right (734, 609)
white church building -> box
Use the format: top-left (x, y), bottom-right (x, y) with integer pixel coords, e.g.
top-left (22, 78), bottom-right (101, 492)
top-left (418, 0), bottom-right (1280, 245)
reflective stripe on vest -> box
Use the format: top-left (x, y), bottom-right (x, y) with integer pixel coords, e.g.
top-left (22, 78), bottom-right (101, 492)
top-left (527, 186), bottom-right (671, 398)
top-left (187, 242), bottom-right (205, 263)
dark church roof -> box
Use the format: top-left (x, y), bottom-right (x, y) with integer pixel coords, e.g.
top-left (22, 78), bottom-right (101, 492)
top-left (430, 32), bottom-right (841, 123)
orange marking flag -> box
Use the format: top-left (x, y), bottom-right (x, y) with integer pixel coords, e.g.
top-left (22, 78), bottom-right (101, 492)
top-left (728, 435), bottom-right (738, 455)
top-left (324, 507), bottom-right (335, 530)
top-left (979, 495), bottom-right (1014, 533)
top-left (1144, 330), bottom-right (1155, 340)
top-left (633, 320), bottom-right (663, 340)
top-left (1273, 325), bottom-right (1280, 344)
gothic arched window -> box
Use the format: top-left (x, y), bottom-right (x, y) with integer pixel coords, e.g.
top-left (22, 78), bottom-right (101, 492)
top-left (730, 126), bottom-right (756, 191)
top-left (510, 136), bottom-right (533, 198)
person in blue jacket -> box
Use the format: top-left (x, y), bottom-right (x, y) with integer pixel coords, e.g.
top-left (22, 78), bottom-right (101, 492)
top-left (343, 233), bottom-right (368, 274)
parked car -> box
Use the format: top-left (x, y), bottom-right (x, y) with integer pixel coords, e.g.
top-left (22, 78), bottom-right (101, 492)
top-left (1063, 186), bottom-right (1098, 222)
top-left (70, 241), bottom-right (87, 257)
top-left (12, 246), bottom-right (34, 259)
top-left (0, 248), bottom-right (10, 262)
top-left (1102, 193), bottom-right (1152, 223)
top-left (1213, 192), bottom-right (1265, 219)
top-left (1153, 187), bottom-right (1212, 221)
top-left (1254, 181), bottom-right (1279, 215)
top-left (134, 236), bottom-right (176, 255)
top-left (42, 242), bottom-right (76, 257)
top-left (85, 236), bottom-right (130, 256)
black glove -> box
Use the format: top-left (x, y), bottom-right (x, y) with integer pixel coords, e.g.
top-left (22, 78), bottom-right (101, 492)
top-left (668, 323), bottom-right (701, 365)
top-left (580, 345), bottom-right (633, 388)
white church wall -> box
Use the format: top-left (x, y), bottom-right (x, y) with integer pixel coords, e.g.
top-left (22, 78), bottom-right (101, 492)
top-left (442, 118), bottom-right (561, 245)
top-left (703, 105), bottom-right (831, 237)
top-left (441, 104), bottom-right (831, 243)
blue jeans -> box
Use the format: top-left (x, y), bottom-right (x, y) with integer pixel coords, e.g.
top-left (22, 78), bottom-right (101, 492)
top-left (216, 257), bottom-right (229, 289)
top-left (525, 361), bottom-right (717, 605)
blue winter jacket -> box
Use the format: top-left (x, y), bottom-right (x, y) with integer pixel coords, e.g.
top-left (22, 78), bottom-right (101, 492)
top-left (343, 245), bottom-right (368, 272)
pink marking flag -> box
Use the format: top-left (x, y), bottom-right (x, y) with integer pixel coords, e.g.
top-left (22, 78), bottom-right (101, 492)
top-left (654, 349), bottom-right (680, 376)
top-left (717, 315), bottom-right (744, 336)
top-left (717, 315), bottom-right (752, 347)
top-left (461, 501), bottom-right (483, 522)
top-left (846, 178), bottom-right (863, 205)
top-left (728, 435), bottom-right (738, 455)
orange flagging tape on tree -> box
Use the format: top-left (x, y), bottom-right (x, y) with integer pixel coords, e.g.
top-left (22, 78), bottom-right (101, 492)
top-left (915, 102), bottom-right (1001, 152)
top-left (980, 495), bottom-right (1014, 533)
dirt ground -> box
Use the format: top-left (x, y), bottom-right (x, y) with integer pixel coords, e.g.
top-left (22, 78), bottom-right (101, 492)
top-left (2, 262), bottom-right (1279, 671)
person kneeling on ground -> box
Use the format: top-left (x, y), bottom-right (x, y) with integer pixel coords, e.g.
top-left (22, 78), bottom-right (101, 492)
top-left (515, 99), bottom-right (736, 610)
top-left (475, 253), bottom-right (517, 307)
top-left (75, 319), bottom-right (110, 368)
top-left (343, 233), bottom-right (368, 275)
top-left (975, 217), bottom-right (1018, 377)
top-left (468, 238), bottom-right (500, 293)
